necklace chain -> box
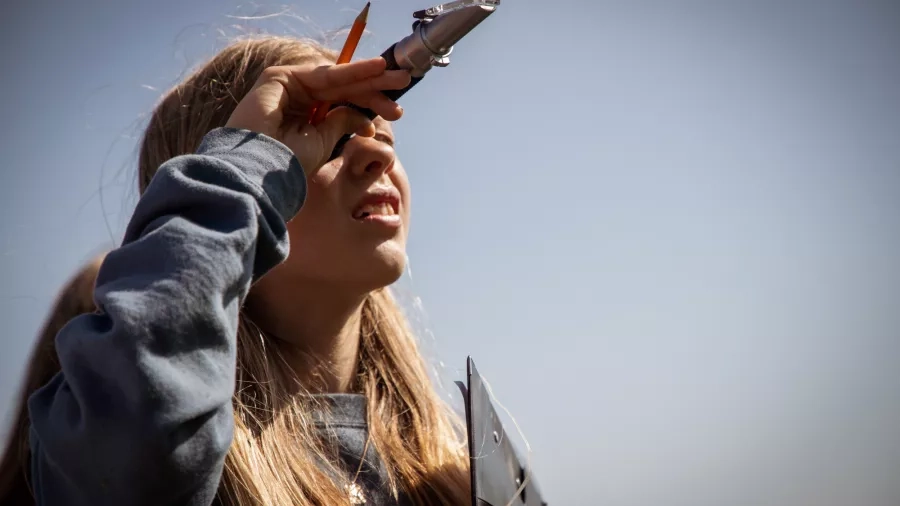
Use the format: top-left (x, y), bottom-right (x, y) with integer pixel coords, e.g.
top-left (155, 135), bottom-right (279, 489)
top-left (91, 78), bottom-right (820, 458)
top-left (346, 433), bottom-right (372, 504)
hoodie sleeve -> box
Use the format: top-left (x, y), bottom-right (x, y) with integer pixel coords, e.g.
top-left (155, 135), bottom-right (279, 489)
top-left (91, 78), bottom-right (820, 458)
top-left (26, 127), bottom-right (306, 506)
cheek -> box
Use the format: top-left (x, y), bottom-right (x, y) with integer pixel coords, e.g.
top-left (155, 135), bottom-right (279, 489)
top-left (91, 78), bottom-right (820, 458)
top-left (300, 163), bottom-right (342, 222)
top-left (286, 172), bottom-right (341, 250)
top-left (392, 164), bottom-right (412, 227)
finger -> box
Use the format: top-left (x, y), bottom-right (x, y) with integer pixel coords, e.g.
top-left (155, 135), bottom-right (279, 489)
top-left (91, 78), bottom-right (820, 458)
top-left (311, 71), bottom-right (412, 101)
top-left (319, 107), bottom-right (377, 154)
top-left (292, 57), bottom-right (388, 91)
top-left (344, 92), bottom-right (403, 122)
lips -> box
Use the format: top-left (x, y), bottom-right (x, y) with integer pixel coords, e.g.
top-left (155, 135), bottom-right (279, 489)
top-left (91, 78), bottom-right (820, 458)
top-left (352, 188), bottom-right (401, 220)
top-left (353, 201), bottom-right (396, 219)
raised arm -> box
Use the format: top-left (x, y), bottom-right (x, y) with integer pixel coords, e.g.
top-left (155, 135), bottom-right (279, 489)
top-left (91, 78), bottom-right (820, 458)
top-left (28, 128), bottom-right (303, 506)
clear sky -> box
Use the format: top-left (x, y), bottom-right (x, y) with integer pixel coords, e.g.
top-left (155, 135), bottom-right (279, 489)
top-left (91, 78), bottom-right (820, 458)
top-left (2, 1), bottom-right (900, 505)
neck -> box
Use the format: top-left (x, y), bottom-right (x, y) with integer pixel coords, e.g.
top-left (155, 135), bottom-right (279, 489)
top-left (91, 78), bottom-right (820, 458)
top-left (247, 278), bottom-right (368, 394)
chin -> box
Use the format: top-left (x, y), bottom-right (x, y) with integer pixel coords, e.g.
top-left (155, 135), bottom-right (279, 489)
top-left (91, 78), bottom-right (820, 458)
top-left (363, 241), bottom-right (407, 289)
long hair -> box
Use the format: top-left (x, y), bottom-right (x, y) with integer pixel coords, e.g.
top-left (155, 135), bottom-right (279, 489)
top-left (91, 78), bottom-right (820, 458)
top-left (0, 254), bottom-right (106, 504)
top-left (0, 36), bottom-right (470, 506)
top-left (141, 36), bottom-right (471, 505)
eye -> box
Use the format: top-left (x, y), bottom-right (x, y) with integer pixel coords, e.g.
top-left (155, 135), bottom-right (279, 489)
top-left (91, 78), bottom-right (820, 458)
top-left (375, 133), bottom-right (395, 147)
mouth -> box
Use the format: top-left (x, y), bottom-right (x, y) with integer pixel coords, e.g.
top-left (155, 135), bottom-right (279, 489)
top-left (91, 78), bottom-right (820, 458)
top-left (352, 188), bottom-right (401, 226)
top-left (352, 200), bottom-right (398, 220)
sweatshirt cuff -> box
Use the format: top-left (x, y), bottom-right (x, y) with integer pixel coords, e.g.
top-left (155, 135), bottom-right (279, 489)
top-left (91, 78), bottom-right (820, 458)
top-left (196, 127), bottom-right (307, 222)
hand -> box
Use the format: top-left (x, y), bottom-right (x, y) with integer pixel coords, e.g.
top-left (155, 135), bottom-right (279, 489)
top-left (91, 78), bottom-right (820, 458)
top-left (225, 57), bottom-right (411, 174)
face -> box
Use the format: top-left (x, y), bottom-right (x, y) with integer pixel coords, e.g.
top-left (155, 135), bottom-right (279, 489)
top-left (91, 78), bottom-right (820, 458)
top-left (277, 118), bottom-right (411, 292)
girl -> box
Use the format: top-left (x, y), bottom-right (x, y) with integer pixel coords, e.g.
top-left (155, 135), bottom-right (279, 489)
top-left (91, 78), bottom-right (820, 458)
top-left (1, 36), bottom-right (471, 505)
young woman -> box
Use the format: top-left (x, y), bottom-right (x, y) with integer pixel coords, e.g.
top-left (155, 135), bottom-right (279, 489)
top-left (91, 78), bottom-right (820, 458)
top-left (1, 36), bottom-right (472, 505)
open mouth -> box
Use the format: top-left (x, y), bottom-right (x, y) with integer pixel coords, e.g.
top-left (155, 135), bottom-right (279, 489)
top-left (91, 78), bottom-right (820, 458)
top-left (352, 200), bottom-right (399, 220)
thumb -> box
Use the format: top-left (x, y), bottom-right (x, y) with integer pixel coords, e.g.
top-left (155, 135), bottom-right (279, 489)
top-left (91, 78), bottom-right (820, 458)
top-left (318, 106), bottom-right (376, 155)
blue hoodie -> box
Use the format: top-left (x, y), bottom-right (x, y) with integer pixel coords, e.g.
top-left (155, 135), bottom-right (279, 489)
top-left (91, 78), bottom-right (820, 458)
top-left (26, 128), bottom-right (403, 505)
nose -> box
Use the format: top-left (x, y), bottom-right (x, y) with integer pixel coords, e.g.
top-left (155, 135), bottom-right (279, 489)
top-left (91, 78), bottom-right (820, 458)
top-left (343, 136), bottom-right (396, 179)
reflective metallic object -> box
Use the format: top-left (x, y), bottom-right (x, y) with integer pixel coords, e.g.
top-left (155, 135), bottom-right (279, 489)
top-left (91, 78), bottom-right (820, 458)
top-left (329, 1), bottom-right (500, 157)
top-left (458, 358), bottom-right (549, 506)
top-left (332, 0), bottom-right (500, 131)
top-left (390, 0), bottom-right (500, 78)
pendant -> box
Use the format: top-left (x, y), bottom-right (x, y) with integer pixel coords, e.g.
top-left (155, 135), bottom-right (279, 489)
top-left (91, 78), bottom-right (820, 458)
top-left (347, 483), bottom-right (366, 504)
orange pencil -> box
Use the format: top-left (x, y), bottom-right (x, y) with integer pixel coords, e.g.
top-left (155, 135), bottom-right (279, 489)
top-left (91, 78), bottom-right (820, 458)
top-left (309, 2), bottom-right (370, 126)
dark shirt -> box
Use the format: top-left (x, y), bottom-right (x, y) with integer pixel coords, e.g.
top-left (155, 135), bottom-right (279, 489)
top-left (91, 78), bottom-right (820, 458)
top-left (310, 394), bottom-right (413, 506)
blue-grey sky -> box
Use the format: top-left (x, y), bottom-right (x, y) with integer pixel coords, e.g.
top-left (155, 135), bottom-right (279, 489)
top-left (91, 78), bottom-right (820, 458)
top-left (2, 1), bottom-right (900, 504)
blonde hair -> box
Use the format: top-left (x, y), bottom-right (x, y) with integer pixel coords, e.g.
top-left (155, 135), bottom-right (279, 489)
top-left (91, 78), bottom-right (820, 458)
top-left (139, 37), bottom-right (471, 505)
top-left (0, 254), bottom-right (106, 504)
top-left (1, 36), bottom-right (470, 506)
